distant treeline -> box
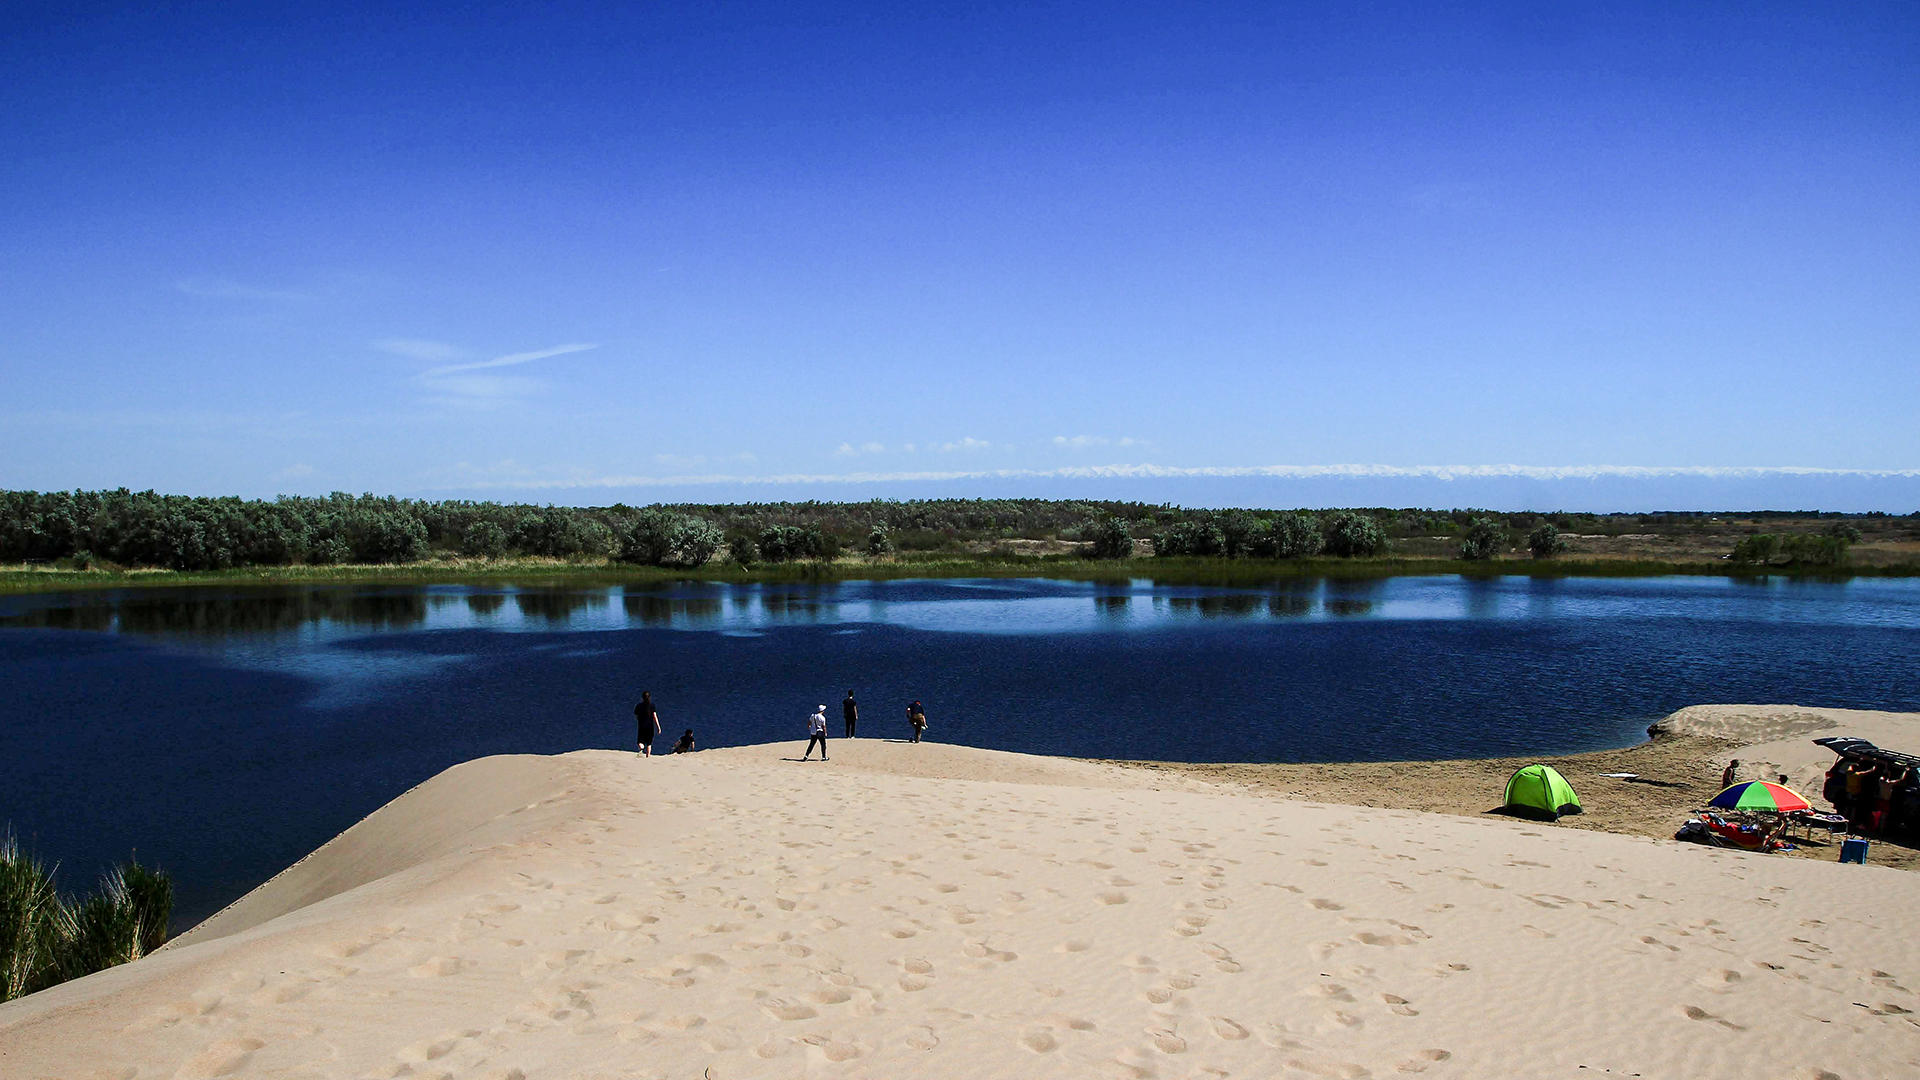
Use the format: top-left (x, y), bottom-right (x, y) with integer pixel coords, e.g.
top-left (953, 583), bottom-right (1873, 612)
top-left (1, 489), bottom-right (1911, 572)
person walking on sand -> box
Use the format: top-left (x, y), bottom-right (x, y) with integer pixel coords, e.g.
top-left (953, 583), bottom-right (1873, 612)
top-left (635, 691), bottom-right (661, 757)
top-left (907, 700), bottom-right (927, 744)
top-left (1720, 759), bottom-right (1740, 790)
top-left (843, 690), bottom-right (859, 738)
top-left (802, 704), bottom-right (830, 760)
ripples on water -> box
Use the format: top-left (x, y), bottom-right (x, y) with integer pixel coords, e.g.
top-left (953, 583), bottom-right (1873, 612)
top-left (3, 575), bottom-right (1917, 925)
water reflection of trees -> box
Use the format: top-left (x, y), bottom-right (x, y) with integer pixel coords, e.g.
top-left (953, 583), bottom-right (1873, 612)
top-left (2, 589), bottom-right (437, 636)
top-left (1093, 595), bottom-right (1131, 617)
top-left (760, 591), bottom-right (821, 620)
top-left (1164, 594), bottom-right (1265, 618)
top-left (623, 593), bottom-right (723, 626)
top-left (513, 591), bottom-right (606, 623)
top-left (466, 593), bottom-right (507, 616)
top-left (0, 604), bottom-right (117, 632)
top-left (1323, 580), bottom-right (1383, 617)
top-left (1268, 594), bottom-right (1313, 617)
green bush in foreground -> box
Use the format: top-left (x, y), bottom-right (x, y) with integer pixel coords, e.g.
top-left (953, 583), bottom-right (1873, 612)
top-left (0, 835), bottom-right (172, 1002)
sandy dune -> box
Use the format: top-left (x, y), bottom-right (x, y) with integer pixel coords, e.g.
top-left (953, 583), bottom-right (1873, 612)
top-left (4, 719), bottom-right (1918, 1079)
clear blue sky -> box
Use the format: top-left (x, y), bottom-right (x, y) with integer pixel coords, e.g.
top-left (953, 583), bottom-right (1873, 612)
top-left (4, 2), bottom-right (1916, 510)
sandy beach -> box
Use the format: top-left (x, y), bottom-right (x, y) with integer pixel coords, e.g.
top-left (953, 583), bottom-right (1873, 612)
top-left (3, 706), bottom-right (1917, 1079)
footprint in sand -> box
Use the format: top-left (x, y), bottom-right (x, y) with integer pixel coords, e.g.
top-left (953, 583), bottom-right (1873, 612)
top-left (1149, 1030), bottom-right (1188, 1053)
top-left (174, 1038), bottom-right (265, 1079)
top-left (760, 999), bottom-right (818, 1021)
top-left (1397, 1048), bottom-right (1453, 1073)
top-left (1021, 1029), bottom-right (1060, 1053)
top-left (1694, 969), bottom-right (1743, 991)
top-left (1680, 1004), bottom-right (1746, 1030)
top-left (1382, 993), bottom-right (1418, 1016)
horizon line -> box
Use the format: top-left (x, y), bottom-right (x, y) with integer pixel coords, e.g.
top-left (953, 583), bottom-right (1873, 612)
top-left (430, 462), bottom-right (1920, 491)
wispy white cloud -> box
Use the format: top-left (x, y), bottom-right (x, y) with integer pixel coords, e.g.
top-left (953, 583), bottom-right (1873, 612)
top-left (374, 338), bottom-right (469, 362)
top-left (834, 441), bottom-right (889, 456)
top-left (937, 436), bottom-right (993, 453)
top-left (423, 343), bottom-right (598, 378)
top-left (1053, 435), bottom-right (1147, 449)
top-left (273, 463), bottom-right (316, 480)
top-left (427, 462), bottom-right (1920, 492)
top-left (397, 341), bottom-right (601, 407)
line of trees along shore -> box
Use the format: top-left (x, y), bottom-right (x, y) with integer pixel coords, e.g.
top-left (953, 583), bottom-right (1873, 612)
top-left (2, 489), bottom-right (1909, 572)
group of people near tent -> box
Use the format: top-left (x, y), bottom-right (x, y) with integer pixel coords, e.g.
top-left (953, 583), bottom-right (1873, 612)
top-left (1821, 745), bottom-right (1919, 839)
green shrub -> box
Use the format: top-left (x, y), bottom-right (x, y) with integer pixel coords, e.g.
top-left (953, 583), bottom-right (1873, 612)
top-left (726, 533), bottom-right (758, 566)
top-left (0, 836), bottom-right (171, 1003)
top-left (1781, 533), bottom-right (1849, 566)
top-left (1730, 534), bottom-right (1780, 564)
top-left (756, 524), bottom-right (827, 563)
top-left (1527, 522), bottom-right (1569, 558)
top-left (1459, 517), bottom-right (1506, 560)
top-left (1321, 511), bottom-right (1387, 557)
top-left (1087, 516), bottom-right (1134, 559)
top-left (1253, 512), bottom-right (1322, 558)
top-left (616, 511), bottom-right (723, 567)
top-left (0, 836), bottom-right (60, 1001)
top-left (460, 520), bottom-right (508, 559)
top-left (866, 523), bottom-right (894, 557)
top-left (1154, 520), bottom-right (1225, 557)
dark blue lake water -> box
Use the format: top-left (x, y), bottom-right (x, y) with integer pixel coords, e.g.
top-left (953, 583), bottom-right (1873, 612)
top-left (4, 574), bottom-right (1918, 927)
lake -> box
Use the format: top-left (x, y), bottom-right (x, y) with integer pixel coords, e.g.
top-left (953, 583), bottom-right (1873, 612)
top-left (4, 574), bottom-right (1918, 927)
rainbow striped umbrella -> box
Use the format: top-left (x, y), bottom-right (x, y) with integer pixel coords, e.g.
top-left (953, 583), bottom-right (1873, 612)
top-left (1707, 780), bottom-right (1812, 813)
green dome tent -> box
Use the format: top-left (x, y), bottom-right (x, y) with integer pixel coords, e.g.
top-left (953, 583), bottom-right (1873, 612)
top-left (1503, 764), bottom-right (1582, 820)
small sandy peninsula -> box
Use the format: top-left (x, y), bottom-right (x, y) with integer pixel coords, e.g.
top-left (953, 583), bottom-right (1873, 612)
top-left (3, 706), bottom-right (1917, 1079)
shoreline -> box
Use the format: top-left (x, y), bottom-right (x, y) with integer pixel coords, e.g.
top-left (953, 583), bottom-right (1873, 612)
top-left (1116, 727), bottom-right (1919, 874)
top-left (7, 553), bottom-right (1919, 595)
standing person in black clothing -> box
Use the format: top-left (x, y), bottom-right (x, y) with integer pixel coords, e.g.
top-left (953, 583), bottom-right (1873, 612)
top-left (843, 690), bottom-right (858, 738)
top-left (907, 700), bottom-right (927, 743)
top-left (634, 691), bottom-right (661, 757)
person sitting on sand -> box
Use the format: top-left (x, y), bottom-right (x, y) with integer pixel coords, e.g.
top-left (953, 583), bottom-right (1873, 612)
top-left (672, 729), bottom-right (695, 754)
top-left (1720, 759), bottom-right (1739, 789)
top-left (802, 705), bottom-right (829, 760)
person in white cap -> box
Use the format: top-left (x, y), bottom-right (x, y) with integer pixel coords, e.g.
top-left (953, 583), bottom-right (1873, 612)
top-left (802, 704), bottom-right (829, 761)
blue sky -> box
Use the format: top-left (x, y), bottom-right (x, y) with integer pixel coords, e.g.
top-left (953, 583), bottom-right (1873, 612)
top-left (4, 2), bottom-right (1916, 510)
